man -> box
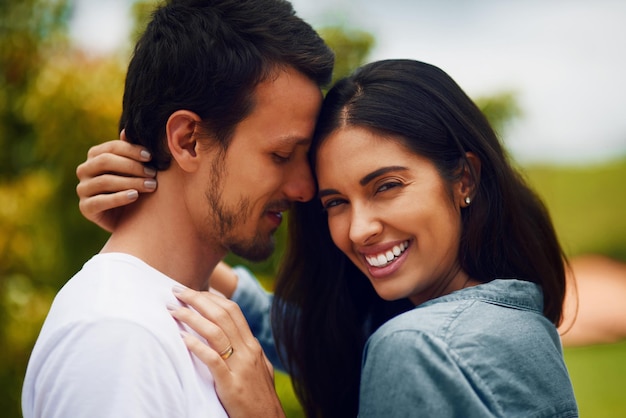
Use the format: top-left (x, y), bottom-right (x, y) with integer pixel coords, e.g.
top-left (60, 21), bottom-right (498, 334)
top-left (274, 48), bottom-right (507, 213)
top-left (21, 0), bottom-right (334, 416)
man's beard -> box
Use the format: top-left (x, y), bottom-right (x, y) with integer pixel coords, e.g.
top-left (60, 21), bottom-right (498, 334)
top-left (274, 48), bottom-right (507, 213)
top-left (204, 160), bottom-right (276, 262)
top-left (228, 232), bottom-right (276, 262)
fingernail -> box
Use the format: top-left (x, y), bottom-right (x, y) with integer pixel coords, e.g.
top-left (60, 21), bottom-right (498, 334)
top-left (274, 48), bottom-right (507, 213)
top-left (166, 303), bottom-right (180, 312)
top-left (172, 284), bottom-right (187, 294)
top-left (140, 150), bottom-right (152, 161)
top-left (144, 179), bottom-right (157, 190)
top-left (127, 190), bottom-right (139, 200)
top-left (180, 330), bottom-right (191, 339)
top-left (144, 166), bottom-right (157, 177)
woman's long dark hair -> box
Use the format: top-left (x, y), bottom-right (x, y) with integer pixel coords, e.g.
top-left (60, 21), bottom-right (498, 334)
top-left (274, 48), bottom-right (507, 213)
top-left (272, 59), bottom-right (567, 418)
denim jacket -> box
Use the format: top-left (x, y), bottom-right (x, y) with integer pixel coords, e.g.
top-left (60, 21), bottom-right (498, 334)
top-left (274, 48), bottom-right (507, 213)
top-left (232, 270), bottom-right (578, 417)
top-left (359, 279), bottom-right (578, 417)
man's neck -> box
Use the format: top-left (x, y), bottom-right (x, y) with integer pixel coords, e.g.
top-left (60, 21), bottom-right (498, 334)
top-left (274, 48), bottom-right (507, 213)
top-left (101, 173), bottom-right (225, 291)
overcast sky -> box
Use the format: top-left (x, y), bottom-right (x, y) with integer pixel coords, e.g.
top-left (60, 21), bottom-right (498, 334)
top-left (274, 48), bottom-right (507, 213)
top-left (70, 0), bottom-right (626, 165)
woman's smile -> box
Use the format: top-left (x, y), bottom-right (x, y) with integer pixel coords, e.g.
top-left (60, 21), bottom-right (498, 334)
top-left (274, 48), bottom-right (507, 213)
top-left (363, 240), bottom-right (411, 268)
top-left (360, 239), bottom-right (412, 280)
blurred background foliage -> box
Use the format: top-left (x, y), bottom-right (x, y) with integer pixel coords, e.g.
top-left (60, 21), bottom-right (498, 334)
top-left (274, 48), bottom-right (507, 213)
top-left (1, 0), bottom-right (624, 417)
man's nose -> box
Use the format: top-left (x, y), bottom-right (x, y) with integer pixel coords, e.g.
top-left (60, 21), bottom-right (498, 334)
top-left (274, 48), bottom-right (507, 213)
top-left (284, 162), bottom-right (316, 202)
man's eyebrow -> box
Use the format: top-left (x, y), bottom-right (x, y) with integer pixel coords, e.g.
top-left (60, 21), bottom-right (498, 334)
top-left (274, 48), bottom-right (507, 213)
top-left (275, 136), bottom-right (312, 147)
top-left (359, 166), bottom-right (408, 186)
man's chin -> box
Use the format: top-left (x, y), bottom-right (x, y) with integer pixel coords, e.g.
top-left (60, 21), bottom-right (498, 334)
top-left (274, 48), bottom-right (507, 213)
top-left (229, 238), bottom-right (275, 262)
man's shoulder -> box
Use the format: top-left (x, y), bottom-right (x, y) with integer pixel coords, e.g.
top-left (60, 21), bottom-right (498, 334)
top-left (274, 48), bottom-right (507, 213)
top-left (67, 252), bottom-right (171, 289)
top-left (40, 253), bottom-right (181, 347)
top-left (22, 316), bottom-right (227, 418)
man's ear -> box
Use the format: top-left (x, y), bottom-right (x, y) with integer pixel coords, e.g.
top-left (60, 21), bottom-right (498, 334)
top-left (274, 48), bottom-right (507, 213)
top-left (456, 152), bottom-right (481, 207)
top-left (166, 110), bottom-right (202, 172)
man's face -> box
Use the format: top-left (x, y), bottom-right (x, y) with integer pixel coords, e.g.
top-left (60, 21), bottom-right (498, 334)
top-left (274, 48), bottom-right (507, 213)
top-left (201, 67), bottom-right (322, 261)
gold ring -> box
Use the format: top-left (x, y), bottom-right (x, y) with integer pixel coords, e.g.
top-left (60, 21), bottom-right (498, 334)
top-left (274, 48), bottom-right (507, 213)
top-left (219, 345), bottom-right (234, 360)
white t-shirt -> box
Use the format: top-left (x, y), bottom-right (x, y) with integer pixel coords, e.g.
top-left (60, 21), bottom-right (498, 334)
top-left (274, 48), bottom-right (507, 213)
top-left (22, 253), bottom-right (228, 418)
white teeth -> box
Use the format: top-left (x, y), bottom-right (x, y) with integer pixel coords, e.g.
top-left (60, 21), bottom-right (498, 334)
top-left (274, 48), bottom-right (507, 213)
top-left (365, 241), bottom-right (409, 268)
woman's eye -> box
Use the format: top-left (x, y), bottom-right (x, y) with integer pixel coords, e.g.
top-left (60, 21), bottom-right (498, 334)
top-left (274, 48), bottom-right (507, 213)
top-left (322, 198), bottom-right (346, 211)
top-left (377, 181), bottom-right (402, 193)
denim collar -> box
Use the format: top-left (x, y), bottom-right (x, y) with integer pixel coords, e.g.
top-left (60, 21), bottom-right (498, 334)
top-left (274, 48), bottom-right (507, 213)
top-left (417, 279), bottom-right (544, 313)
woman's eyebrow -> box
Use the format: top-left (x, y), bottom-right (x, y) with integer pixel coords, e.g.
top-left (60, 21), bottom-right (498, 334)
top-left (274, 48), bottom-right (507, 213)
top-left (359, 166), bottom-right (408, 186)
top-left (318, 166), bottom-right (408, 199)
top-left (318, 188), bottom-right (339, 199)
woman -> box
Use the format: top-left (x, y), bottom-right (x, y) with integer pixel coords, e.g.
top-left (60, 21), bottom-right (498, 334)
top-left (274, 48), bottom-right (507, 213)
top-left (77, 60), bottom-right (578, 417)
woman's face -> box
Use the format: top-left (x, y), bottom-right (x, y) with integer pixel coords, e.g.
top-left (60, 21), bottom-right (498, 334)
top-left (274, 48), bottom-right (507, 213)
top-left (316, 126), bottom-right (471, 305)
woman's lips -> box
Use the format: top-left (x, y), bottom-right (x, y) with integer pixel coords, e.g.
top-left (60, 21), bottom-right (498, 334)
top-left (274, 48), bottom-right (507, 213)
top-left (361, 240), bottom-right (412, 279)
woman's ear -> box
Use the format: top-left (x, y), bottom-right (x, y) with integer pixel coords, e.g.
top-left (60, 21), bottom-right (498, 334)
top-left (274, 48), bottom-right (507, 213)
top-left (457, 152), bottom-right (481, 207)
top-left (166, 110), bottom-right (202, 172)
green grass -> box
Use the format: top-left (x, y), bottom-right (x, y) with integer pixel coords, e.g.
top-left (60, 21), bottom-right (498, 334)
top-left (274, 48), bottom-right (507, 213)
top-left (522, 158), bottom-right (626, 260)
top-left (564, 341), bottom-right (626, 417)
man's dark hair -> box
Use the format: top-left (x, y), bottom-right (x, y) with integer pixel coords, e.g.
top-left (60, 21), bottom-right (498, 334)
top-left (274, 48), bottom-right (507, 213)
top-left (120, 0), bottom-right (334, 170)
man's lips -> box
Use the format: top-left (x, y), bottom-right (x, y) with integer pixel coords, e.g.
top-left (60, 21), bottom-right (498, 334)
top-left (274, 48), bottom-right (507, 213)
top-left (264, 201), bottom-right (291, 224)
top-left (265, 210), bottom-right (285, 228)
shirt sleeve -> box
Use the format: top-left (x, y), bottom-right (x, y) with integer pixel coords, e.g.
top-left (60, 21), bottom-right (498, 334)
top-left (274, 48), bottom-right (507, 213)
top-left (358, 330), bottom-right (497, 418)
top-left (230, 266), bottom-right (283, 371)
top-left (27, 319), bottom-right (186, 418)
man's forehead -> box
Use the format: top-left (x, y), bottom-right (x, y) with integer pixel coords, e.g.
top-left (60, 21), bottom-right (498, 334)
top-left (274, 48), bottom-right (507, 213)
top-left (273, 135), bottom-right (312, 148)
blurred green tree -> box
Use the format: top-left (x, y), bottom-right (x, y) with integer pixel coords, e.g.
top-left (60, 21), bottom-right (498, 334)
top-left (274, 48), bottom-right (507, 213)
top-left (1, 0), bottom-right (123, 414)
top-left (475, 90), bottom-right (521, 138)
